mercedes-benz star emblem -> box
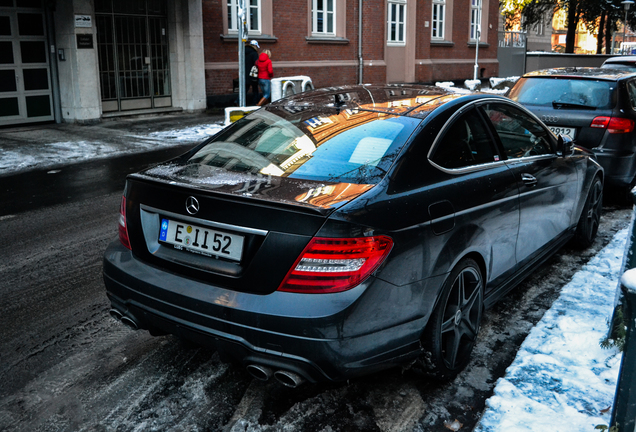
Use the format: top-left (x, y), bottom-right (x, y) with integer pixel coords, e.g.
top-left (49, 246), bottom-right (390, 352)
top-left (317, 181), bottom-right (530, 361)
top-left (185, 196), bottom-right (199, 215)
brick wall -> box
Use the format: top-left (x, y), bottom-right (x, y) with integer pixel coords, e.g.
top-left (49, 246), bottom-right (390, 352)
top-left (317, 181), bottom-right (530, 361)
top-left (203, 0), bottom-right (499, 98)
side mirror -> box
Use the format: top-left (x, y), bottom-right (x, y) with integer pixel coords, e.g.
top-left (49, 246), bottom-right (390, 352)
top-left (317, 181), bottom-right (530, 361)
top-left (557, 134), bottom-right (574, 157)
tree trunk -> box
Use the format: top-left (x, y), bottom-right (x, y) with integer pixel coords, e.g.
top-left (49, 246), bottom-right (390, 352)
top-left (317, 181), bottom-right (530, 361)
top-left (565, 0), bottom-right (579, 53)
top-left (606, 11), bottom-right (613, 54)
top-left (597, 11), bottom-right (606, 54)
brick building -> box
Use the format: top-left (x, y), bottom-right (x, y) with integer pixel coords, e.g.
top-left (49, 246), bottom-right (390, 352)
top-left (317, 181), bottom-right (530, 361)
top-left (203, 0), bottom-right (500, 103)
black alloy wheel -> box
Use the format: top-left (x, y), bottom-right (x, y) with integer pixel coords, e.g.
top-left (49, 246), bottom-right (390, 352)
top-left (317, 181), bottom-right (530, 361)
top-left (573, 177), bottom-right (603, 248)
top-left (422, 258), bottom-right (484, 379)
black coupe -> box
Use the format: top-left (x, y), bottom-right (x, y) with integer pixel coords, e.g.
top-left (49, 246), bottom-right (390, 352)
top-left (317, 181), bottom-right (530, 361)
top-left (103, 85), bottom-right (603, 386)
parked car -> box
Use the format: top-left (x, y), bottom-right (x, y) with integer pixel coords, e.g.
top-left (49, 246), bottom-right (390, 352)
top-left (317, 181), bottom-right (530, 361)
top-left (103, 85), bottom-right (603, 385)
top-left (508, 67), bottom-right (636, 192)
top-left (601, 56), bottom-right (636, 72)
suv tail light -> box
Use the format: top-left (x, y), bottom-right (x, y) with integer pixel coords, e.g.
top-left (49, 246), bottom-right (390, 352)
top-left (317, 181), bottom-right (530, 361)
top-left (119, 195), bottom-right (131, 250)
top-left (591, 116), bottom-right (635, 133)
top-left (278, 236), bottom-right (393, 293)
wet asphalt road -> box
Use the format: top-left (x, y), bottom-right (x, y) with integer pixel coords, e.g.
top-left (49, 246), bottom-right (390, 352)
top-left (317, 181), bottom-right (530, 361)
top-left (0, 143), bottom-right (194, 217)
top-left (0, 153), bottom-right (631, 431)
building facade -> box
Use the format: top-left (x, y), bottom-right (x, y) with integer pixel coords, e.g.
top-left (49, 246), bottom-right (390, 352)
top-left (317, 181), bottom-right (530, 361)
top-left (0, 0), bottom-right (499, 127)
top-left (0, 0), bottom-right (206, 127)
top-left (203, 0), bottom-right (500, 103)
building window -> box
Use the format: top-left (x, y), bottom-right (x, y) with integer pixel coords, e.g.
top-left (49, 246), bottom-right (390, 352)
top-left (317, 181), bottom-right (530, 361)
top-left (312, 0), bottom-right (335, 35)
top-left (432, 0), bottom-right (445, 39)
top-left (470, 0), bottom-right (481, 41)
top-left (387, 0), bottom-right (406, 45)
top-left (534, 16), bottom-right (544, 36)
top-left (227, 0), bottom-right (261, 34)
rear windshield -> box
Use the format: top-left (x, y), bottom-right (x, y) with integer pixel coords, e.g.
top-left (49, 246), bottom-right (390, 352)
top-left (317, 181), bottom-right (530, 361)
top-left (187, 108), bottom-right (420, 184)
top-left (601, 63), bottom-right (636, 71)
top-left (509, 77), bottom-right (615, 109)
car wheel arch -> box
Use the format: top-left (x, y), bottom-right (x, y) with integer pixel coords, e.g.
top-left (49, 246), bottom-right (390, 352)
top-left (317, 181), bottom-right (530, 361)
top-left (427, 250), bottom-right (487, 318)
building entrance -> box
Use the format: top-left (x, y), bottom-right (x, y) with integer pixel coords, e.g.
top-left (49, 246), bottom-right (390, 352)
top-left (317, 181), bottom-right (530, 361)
top-left (96, 0), bottom-right (171, 112)
top-left (0, 0), bottom-right (54, 126)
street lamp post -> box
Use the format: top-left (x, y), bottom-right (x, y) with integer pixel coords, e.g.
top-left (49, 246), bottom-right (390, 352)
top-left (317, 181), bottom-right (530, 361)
top-left (622, 0), bottom-right (634, 54)
top-left (473, 0), bottom-right (482, 81)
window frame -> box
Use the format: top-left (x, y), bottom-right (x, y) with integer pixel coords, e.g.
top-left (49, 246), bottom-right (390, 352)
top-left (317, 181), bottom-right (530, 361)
top-left (311, 0), bottom-right (335, 36)
top-left (431, 0), bottom-right (445, 40)
top-left (387, 0), bottom-right (406, 46)
top-left (227, 0), bottom-right (262, 35)
top-left (469, 0), bottom-right (481, 41)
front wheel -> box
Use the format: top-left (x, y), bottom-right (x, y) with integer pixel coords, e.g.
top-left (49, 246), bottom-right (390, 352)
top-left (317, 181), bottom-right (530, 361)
top-left (572, 177), bottom-right (603, 248)
top-left (421, 258), bottom-right (484, 379)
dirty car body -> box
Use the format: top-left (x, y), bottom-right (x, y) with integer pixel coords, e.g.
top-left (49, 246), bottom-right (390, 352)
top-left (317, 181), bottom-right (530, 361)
top-left (103, 85), bottom-right (603, 384)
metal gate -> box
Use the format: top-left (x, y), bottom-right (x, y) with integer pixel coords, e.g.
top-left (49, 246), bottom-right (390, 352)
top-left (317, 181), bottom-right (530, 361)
top-left (498, 31), bottom-right (527, 78)
top-left (95, 0), bottom-right (171, 112)
top-left (0, 0), bottom-right (54, 126)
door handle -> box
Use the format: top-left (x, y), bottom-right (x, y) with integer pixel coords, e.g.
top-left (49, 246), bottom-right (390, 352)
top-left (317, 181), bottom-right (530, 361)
top-left (521, 173), bottom-right (537, 187)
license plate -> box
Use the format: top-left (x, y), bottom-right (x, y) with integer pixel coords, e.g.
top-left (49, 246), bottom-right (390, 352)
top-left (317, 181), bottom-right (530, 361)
top-left (548, 126), bottom-right (575, 140)
top-left (159, 218), bottom-right (244, 261)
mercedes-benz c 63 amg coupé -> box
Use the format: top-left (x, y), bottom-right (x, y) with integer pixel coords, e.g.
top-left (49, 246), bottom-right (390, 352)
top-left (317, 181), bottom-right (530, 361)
top-left (103, 85), bottom-right (603, 386)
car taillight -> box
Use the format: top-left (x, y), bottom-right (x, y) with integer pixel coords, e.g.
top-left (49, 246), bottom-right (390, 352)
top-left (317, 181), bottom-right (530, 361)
top-left (119, 195), bottom-right (131, 250)
top-left (590, 116), bottom-right (610, 128)
top-left (591, 116), bottom-right (635, 133)
top-left (609, 117), bottom-right (635, 133)
top-left (278, 236), bottom-right (393, 294)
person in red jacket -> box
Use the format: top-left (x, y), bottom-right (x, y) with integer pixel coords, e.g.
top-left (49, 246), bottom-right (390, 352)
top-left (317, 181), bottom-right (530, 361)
top-left (255, 49), bottom-right (273, 106)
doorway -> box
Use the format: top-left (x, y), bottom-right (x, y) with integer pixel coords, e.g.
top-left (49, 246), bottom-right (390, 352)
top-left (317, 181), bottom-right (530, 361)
top-left (0, 0), bottom-right (54, 126)
top-left (95, 0), bottom-right (171, 112)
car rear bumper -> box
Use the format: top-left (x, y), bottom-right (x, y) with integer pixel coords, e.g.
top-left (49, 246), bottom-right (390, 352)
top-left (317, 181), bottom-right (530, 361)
top-left (103, 241), bottom-right (441, 382)
top-left (594, 149), bottom-right (636, 188)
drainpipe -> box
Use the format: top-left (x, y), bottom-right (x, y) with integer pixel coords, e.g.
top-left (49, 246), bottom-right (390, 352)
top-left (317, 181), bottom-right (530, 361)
top-left (358, 0), bottom-right (363, 84)
top-left (45, 3), bottom-right (62, 123)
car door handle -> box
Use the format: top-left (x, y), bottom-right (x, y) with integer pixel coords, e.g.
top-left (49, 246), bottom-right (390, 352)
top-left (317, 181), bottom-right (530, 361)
top-left (521, 173), bottom-right (537, 187)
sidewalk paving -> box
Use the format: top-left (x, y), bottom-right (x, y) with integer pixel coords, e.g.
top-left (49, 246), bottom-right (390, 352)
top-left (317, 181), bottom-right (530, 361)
top-left (0, 112), bottom-right (627, 431)
top-left (0, 112), bottom-right (225, 176)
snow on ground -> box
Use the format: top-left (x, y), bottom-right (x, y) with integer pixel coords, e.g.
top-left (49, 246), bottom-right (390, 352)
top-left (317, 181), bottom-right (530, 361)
top-left (0, 124), bottom-right (225, 175)
top-left (145, 124), bottom-right (225, 142)
top-left (475, 228), bottom-right (628, 431)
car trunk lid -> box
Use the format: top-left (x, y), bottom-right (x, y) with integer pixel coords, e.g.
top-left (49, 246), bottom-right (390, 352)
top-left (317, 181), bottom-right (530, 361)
top-left (123, 168), bottom-right (376, 295)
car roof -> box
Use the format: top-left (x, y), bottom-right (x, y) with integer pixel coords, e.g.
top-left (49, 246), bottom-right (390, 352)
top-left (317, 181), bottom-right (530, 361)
top-left (267, 84), bottom-right (508, 119)
top-left (603, 56), bottom-right (636, 64)
top-left (522, 67), bottom-right (636, 80)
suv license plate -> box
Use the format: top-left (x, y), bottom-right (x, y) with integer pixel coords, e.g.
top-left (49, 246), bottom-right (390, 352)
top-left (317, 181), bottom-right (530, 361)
top-left (159, 218), bottom-right (244, 261)
top-left (548, 126), bottom-right (575, 140)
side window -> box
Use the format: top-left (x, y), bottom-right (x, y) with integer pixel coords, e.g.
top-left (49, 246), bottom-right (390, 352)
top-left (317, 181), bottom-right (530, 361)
top-left (431, 108), bottom-right (499, 169)
top-left (627, 80), bottom-right (636, 109)
top-left (482, 103), bottom-right (554, 159)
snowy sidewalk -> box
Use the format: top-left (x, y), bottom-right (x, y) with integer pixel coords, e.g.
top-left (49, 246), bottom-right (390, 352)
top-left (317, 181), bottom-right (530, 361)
top-left (0, 113), bottom-right (225, 176)
top-left (475, 229), bottom-right (627, 431)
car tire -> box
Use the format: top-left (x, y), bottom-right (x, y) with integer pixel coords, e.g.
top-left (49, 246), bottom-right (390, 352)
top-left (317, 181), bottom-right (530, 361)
top-left (421, 258), bottom-right (484, 379)
top-left (572, 177), bottom-right (603, 248)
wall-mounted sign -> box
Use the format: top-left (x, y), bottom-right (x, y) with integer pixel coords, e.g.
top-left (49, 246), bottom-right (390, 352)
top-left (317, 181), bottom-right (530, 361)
top-left (74, 15), bottom-right (92, 28)
top-left (76, 34), bottom-right (94, 49)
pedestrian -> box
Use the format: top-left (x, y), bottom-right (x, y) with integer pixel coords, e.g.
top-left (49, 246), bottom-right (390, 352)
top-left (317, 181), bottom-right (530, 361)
top-left (242, 40), bottom-right (260, 106)
top-left (255, 49), bottom-right (273, 106)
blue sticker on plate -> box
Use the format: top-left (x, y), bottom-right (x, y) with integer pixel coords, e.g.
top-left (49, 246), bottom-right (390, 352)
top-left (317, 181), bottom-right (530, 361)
top-left (160, 219), bottom-right (169, 241)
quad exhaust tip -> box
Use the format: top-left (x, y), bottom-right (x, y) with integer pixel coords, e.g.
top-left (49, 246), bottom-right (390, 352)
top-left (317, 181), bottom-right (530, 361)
top-left (109, 308), bottom-right (139, 331)
top-left (274, 370), bottom-right (305, 388)
top-left (109, 308), bottom-right (123, 321)
top-left (246, 365), bottom-right (306, 387)
top-left (246, 364), bottom-right (273, 381)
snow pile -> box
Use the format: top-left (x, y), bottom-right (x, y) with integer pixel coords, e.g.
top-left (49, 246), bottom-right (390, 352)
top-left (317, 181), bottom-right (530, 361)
top-left (464, 79), bottom-right (481, 91)
top-left (435, 82), bottom-right (472, 94)
top-left (489, 76), bottom-right (520, 89)
top-left (475, 228), bottom-right (627, 431)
